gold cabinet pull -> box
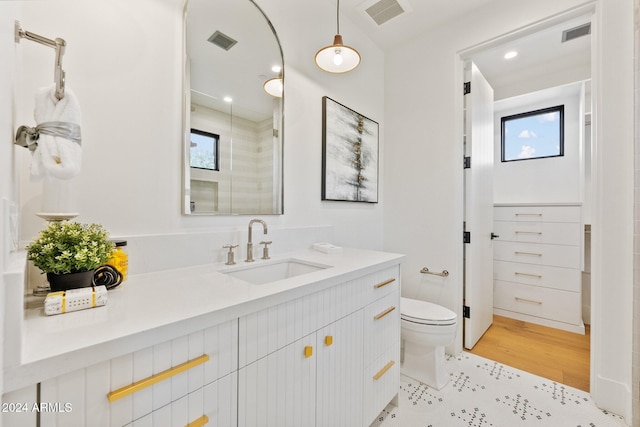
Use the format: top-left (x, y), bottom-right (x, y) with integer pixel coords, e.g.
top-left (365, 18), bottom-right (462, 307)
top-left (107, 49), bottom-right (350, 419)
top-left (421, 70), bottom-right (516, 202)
top-left (186, 415), bottom-right (209, 427)
top-left (515, 213), bottom-right (542, 217)
top-left (374, 278), bottom-right (395, 289)
top-left (107, 354), bottom-right (209, 403)
top-left (304, 346), bottom-right (313, 358)
top-left (373, 360), bottom-right (395, 380)
top-left (325, 335), bottom-right (333, 346)
top-left (374, 306), bottom-right (396, 320)
top-left (515, 231), bottom-right (542, 235)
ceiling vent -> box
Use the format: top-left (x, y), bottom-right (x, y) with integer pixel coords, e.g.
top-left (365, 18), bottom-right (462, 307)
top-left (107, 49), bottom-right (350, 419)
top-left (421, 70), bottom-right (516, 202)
top-left (561, 23), bottom-right (591, 43)
top-left (365, 0), bottom-right (405, 26)
top-left (207, 31), bottom-right (237, 51)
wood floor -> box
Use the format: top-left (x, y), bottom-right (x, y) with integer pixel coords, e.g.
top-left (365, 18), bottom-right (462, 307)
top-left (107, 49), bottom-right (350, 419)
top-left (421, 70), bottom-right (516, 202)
top-left (468, 315), bottom-right (591, 391)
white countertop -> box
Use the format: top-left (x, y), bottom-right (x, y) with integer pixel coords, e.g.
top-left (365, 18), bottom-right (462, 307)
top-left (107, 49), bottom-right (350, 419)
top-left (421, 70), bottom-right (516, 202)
top-left (5, 248), bottom-right (404, 393)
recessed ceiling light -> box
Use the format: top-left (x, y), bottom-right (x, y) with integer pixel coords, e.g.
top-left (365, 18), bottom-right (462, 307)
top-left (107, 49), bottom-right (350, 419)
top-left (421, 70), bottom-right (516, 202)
top-left (223, 96), bottom-right (232, 103)
top-left (504, 51), bottom-right (518, 59)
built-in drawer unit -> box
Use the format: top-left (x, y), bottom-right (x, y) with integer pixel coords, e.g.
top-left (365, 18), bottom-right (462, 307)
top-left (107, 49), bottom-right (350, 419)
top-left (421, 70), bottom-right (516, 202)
top-left (493, 203), bottom-right (584, 333)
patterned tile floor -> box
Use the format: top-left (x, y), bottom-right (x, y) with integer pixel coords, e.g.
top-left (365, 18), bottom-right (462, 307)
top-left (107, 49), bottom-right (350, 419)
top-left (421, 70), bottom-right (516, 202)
top-left (372, 352), bottom-right (628, 427)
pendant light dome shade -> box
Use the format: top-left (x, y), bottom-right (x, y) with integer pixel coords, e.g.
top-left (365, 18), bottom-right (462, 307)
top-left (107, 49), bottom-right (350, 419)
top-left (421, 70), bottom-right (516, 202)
top-left (315, 0), bottom-right (360, 73)
top-left (315, 35), bottom-right (361, 73)
top-left (263, 76), bottom-right (283, 97)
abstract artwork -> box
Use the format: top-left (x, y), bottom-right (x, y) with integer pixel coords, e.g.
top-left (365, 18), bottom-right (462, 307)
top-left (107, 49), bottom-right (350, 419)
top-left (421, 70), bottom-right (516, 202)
top-left (321, 96), bottom-right (379, 203)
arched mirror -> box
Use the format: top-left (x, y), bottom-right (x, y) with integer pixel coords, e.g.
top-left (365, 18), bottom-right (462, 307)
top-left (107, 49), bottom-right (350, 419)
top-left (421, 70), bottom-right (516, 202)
top-left (183, 0), bottom-right (284, 215)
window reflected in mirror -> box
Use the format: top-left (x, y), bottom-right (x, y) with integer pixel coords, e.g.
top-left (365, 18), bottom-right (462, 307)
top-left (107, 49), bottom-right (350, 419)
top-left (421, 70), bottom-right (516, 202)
top-left (190, 129), bottom-right (220, 171)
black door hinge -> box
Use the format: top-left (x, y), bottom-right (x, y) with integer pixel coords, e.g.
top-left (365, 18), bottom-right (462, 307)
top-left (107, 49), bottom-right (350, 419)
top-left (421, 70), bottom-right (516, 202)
top-left (463, 82), bottom-right (471, 95)
top-left (463, 156), bottom-right (471, 169)
top-left (463, 231), bottom-right (471, 244)
top-left (463, 305), bottom-right (471, 318)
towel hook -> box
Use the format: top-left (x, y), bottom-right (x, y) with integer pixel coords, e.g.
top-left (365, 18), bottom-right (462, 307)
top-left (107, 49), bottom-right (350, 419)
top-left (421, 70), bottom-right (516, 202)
top-left (15, 21), bottom-right (66, 100)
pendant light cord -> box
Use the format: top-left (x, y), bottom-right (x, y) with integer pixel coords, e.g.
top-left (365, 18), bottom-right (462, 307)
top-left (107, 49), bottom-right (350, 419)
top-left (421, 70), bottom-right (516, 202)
top-left (336, 0), bottom-right (340, 34)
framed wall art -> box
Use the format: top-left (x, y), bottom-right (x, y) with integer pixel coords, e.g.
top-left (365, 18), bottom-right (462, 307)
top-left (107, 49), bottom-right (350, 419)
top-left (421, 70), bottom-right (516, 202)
top-left (321, 96), bottom-right (379, 203)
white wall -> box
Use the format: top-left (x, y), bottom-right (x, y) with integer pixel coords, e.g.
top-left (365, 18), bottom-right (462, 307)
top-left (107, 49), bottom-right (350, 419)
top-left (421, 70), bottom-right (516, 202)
top-left (9, 0), bottom-right (385, 252)
top-left (0, 3), bottom-right (21, 423)
top-left (383, 0), bottom-right (633, 421)
top-left (493, 83), bottom-right (583, 203)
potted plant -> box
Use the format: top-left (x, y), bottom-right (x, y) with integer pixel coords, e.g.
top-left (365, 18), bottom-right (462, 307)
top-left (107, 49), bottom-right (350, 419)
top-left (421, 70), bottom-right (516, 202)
top-left (27, 221), bottom-right (115, 292)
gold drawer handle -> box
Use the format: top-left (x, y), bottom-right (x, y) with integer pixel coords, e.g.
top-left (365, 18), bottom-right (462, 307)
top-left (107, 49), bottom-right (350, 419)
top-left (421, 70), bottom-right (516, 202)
top-left (374, 306), bottom-right (396, 320)
top-left (515, 213), bottom-right (542, 217)
top-left (515, 251), bottom-right (542, 257)
top-left (374, 278), bottom-right (396, 289)
top-left (373, 360), bottom-right (395, 380)
top-left (515, 272), bottom-right (542, 278)
top-left (325, 335), bottom-right (333, 346)
top-left (187, 415), bottom-right (209, 427)
top-left (515, 297), bottom-right (542, 305)
top-left (515, 231), bottom-right (542, 235)
top-left (107, 354), bottom-right (209, 403)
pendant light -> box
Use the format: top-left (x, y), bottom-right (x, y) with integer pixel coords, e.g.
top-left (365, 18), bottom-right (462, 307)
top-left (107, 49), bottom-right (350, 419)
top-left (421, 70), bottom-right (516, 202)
top-left (263, 76), bottom-right (283, 97)
top-left (314, 0), bottom-right (361, 73)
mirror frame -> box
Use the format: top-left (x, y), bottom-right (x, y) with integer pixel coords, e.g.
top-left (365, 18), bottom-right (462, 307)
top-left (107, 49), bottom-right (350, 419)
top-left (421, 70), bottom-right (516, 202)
top-left (182, 0), bottom-right (285, 216)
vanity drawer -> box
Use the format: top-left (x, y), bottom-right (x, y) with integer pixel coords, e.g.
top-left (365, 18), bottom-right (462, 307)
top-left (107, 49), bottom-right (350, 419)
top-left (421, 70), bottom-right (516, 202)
top-left (361, 265), bottom-right (401, 305)
top-left (493, 241), bottom-right (580, 269)
top-left (494, 205), bottom-right (581, 223)
top-left (363, 290), bottom-right (400, 366)
top-left (363, 344), bottom-right (400, 427)
top-left (494, 280), bottom-right (582, 325)
top-left (494, 260), bottom-right (581, 292)
top-left (493, 221), bottom-right (581, 246)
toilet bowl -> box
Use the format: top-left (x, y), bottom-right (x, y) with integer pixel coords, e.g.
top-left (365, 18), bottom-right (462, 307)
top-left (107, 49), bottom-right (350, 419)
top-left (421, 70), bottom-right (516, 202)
top-left (400, 297), bottom-right (457, 390)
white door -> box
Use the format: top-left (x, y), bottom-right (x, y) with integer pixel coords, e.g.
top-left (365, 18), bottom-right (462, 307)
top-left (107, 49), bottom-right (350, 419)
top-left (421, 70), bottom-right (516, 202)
top-left (463, 61), bottom-right (495, 350)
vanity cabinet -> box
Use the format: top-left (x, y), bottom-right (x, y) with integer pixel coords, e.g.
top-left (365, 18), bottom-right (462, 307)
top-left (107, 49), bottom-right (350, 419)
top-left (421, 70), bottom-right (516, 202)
top-left (3, 259), bottom-right (402, 427)
top-left (237, 266), bottom-right (400, 427)
top-left (493, 204), bottom-right (584, 333)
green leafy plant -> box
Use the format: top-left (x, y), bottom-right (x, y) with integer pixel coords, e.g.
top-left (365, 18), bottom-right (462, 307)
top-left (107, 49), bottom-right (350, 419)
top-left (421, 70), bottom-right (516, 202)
top-left (27, 221), bottom-right (115, 275)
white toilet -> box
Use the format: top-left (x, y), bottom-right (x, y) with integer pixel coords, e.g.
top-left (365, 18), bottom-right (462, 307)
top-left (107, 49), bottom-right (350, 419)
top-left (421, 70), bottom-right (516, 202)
top-left (400, 297), bottom-right (458, 390)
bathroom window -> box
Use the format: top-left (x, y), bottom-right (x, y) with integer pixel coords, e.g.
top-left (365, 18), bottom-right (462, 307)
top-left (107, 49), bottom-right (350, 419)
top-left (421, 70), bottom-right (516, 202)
top-left (190, 129), bottom-right (219, 171)
top-left (501, 105), bottom-right (564, 162)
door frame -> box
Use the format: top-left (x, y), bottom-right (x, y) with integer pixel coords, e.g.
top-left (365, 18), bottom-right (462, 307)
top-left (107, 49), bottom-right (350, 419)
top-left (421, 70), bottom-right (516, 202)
top-left (454, 0), bottom-right (597, 382)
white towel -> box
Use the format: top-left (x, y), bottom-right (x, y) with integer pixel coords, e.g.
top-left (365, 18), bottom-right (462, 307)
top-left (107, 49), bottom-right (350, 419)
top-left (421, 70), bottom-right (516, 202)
top-left (30, 85), bottom-right (82, 180)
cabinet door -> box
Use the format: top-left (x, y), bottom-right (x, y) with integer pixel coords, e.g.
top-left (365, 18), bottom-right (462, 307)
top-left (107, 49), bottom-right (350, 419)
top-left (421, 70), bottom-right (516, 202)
top-left (316, 311), bottom-right (364, 427)
top-left (1, 384), bottom-right (38, 427)
top-left (238, 334), bottom-right (316, 427)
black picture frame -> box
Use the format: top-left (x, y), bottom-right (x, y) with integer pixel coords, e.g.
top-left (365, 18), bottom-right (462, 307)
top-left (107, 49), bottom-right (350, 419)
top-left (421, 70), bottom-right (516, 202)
top-left (321, 97), bottom-right (379, 203)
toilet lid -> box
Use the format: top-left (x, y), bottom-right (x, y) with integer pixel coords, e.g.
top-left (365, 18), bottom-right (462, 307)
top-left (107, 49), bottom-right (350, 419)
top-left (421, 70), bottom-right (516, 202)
top-left (401, 297), bottom-right (457, 325)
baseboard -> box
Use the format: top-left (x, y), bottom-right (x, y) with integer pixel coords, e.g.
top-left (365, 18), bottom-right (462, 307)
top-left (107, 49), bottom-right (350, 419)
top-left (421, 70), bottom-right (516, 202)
top-left (592, 374), bottom-right (632, 424)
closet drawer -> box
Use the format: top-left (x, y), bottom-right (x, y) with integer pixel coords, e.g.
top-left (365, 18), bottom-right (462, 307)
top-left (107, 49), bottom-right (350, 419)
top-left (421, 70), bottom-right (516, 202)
top-left (493, 241), bottom-right (580, 269)
top-left (363, 290), bottom-right (400, 366)
top-left (494, 260), bottom-right (581, 292)
top-left (493, 221), bottom-right (581, 246)
top-left (494, 205), bottom-right (581, 223)
top-left (494, 280), bottom-right (582, 325)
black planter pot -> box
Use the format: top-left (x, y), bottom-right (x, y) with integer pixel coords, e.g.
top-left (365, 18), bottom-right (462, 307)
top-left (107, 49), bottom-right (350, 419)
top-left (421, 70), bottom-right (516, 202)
top-left (46, 270), bottom-right (95, 292)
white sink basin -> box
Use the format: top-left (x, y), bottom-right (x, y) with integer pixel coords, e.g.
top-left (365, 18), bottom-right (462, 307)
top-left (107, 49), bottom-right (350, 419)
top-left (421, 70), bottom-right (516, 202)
top-left (220, 258), bottom-right (332, 285)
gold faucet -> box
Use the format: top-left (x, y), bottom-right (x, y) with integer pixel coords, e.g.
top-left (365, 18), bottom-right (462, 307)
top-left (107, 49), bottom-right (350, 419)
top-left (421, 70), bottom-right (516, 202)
top-left (246, 219), bottom-right (268, 262)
